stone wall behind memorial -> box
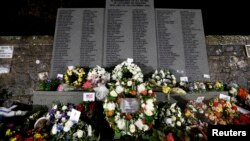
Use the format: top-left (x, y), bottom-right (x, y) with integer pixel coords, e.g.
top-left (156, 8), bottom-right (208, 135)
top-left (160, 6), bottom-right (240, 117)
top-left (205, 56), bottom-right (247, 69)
top-left (0, 35), bottom-right (250, 104)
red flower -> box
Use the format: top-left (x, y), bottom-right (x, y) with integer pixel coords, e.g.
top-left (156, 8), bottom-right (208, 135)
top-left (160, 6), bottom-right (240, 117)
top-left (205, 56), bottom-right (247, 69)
top-left (89, 102), bottom-right (95, 111)
top-left (233, 119), bottom-right (240, 125)
top-left (166, 133), bottom-right (174, 141)
top-left (213, 102), bottom-right (219, 107)
top-left (26, 130), bottom-right (33, 135)
top-left (76, 104), bottom-right (84, 112)
top-left (37, 138), bottom-right (45, 141)
top-left (25, 137), bottom-right (34, 141)
top-left (231, 106), bottom-right (237, 111)
top-left (239, 114), bottom-right (250, 124)
top-left (15, 134), bottom-right (22, 140)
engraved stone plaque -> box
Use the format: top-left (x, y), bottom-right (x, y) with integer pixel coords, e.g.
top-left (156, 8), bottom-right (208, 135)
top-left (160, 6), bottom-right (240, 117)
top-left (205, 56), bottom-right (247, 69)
top-left (50, 8), bottom-right (104, 77)
top-left (104, 0), bottom-right (157, 73)
top-left (155, 9), bottom-right (209, 81)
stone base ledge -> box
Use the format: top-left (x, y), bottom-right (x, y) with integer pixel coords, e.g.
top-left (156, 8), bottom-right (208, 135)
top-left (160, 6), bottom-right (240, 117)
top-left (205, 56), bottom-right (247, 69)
top-left (33, 91), bottom-right (84, 107)
top-left (33, 91), bottom-right (228, 108)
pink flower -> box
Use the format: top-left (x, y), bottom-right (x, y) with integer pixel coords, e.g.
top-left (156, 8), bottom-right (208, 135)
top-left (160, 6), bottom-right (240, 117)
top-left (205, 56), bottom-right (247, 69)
top-left (82, 80), bottom-right (93, 90)
top-left (57, 84), bottom-right (64, 91)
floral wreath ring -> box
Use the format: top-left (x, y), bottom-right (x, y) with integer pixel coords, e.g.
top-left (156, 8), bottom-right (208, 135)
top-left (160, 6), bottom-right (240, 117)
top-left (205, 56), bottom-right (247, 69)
top-left (103, 82), bottom-right (157, 136)
top-left (111, 58), bottom-right (143, 83)
top-left (63, 66), bottom-right (86, 87)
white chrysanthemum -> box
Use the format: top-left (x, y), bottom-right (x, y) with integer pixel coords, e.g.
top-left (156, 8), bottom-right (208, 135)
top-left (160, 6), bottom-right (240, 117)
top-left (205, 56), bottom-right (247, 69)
top-left (129, 124), bottom-right (136, 133)
top-left (67, 111), bottom-right (71, 116)
top-left (143, 125), bottom-right (149, 131)
top-left (180, 118), bottom-right (185, 123)
top-left (166, 109), bottom-right (171, 116)
top-left (170, 108), bottom-right (176, 113)
top-left (145, 110), bottom-right (153, 116)
top-left (51, 124), bottom-right (57, 135)
top-left (146, 99), bottom-right (154, 104)
top-left (165, 118), bottom-right (172, 125)
top-left (176, 121), bottom-right (181, 127)
top-left (137, 83), bottom-right (146, 93)
top-left (114, 114), bottom-right (120, 122)
top-left (63, 126), bottom-right (71, 132)
top-left (110, 90), bottom-right (118, 97)
top-left (145, 102), bottom-right (154, 112)
top-left (76, 130), bottom-right (83, 138)
top-left (139, 113), bottom-right (144, 118)
top-left (117, 119), bottom-right (126, 130)
top-left (135, 119), bottom-right (143, 130)
top-left (61, 117), bottom-right (66, 123)
top-left (177, 111), bottom-right (181, 117)
top-left (138, 78), bottom-right (143, 83)
top-left (141, 103), bottom-right (146, 108)
top-left (62, 105), bottom-right (67, 111)
top-left (55, 111), bottom-right (61, 119)
top-left (52, 104), bottom-right (58, 109)
top-left (115, 85), bottom-right (124, 94)
top-left (171, 116), bottom-right (176, 121)
top-left (65, 120), bottom-right (74, 128)
top-left (107, 102), bottom-right (116, 111)
top-left (127, 81), bottom-right (132, 86)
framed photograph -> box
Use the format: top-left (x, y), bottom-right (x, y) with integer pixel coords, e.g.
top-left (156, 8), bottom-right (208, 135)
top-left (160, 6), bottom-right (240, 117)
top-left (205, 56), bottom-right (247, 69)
top-left (246, 45), bottom-right (250, 58)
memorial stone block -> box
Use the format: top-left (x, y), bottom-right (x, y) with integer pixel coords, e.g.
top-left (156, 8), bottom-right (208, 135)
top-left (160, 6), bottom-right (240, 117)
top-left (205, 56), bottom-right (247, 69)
top-left (50, 0), bottom-right (209, 81)
top-left (50, 8), bottom-right (104, 78)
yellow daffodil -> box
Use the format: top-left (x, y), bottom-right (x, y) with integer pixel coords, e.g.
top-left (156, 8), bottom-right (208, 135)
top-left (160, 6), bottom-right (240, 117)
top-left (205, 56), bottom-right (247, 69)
top-left (78, 78), bottom-right (83, 82)
top-left (9, 137), bottom-right (17, 141)
top-left (185, 110), bottom-right (191, 117)
top-left (34, 133), bottom-right (42, 139)
top-left (67, 70), bottom-right (73, 76)
top-left (5, 129), bottom-right (12, 136)
top-left (215, 81), bottom-right (222, 88)
top-left (162, 86), bottom-right (171, 94)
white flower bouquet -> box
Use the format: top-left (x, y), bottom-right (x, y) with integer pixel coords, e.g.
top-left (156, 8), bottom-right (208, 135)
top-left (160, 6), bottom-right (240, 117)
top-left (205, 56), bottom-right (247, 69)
top-left (150, 69), bottom-right (176, 88)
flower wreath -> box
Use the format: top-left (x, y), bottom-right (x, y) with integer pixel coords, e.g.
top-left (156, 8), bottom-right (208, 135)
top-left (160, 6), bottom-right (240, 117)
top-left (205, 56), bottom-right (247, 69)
top-left (103, 82), bottom-right (157, 137)
top-left (63, 66), bottom-right (86, 87)
top-left (111, 59), bottom-right (143, 83)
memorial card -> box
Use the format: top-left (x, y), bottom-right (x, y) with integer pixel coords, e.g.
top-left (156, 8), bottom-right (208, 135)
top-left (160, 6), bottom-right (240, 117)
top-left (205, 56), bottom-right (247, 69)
top-left (120, 98), bottom-right (140, 113)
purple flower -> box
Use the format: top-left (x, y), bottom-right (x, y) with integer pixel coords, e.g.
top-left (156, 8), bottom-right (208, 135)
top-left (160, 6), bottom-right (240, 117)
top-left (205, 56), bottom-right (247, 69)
top-left (7, 123), bottom-right (14, 128)
top-left (46, 79), bottom-right (52, 83)
top-left (189, 86), bottom-right (194, 91)
top-left (49, 109), bottom-right (56, 116)
top-left (57, 124), bottom-right (63, 132)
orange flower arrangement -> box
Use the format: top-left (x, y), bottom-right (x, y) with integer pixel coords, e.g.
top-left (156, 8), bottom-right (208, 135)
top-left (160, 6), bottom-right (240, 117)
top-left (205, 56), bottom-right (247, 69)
top-left (205, 98), bottom-right (238, 125)
top-left (238, 87), bottom-right (249, 100)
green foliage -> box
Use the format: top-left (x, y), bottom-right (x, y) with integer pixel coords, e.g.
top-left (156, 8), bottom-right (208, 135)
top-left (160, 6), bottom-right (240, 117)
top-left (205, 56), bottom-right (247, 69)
top-left (38, 79), bottom-right (60, 91)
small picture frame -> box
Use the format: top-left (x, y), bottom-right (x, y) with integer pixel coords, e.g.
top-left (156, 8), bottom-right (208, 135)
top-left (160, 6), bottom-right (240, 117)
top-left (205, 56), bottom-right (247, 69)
top-left (246, 45), bottom-right (250, 58)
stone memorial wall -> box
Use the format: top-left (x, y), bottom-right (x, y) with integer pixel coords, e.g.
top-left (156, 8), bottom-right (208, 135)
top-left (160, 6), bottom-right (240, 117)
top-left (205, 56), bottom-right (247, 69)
top-left (50, 0), bottom-right (209, 81)
top-left (51, 8), bottom-right (104, 77)
top-left (103, 0), bottom-right (157, 73)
